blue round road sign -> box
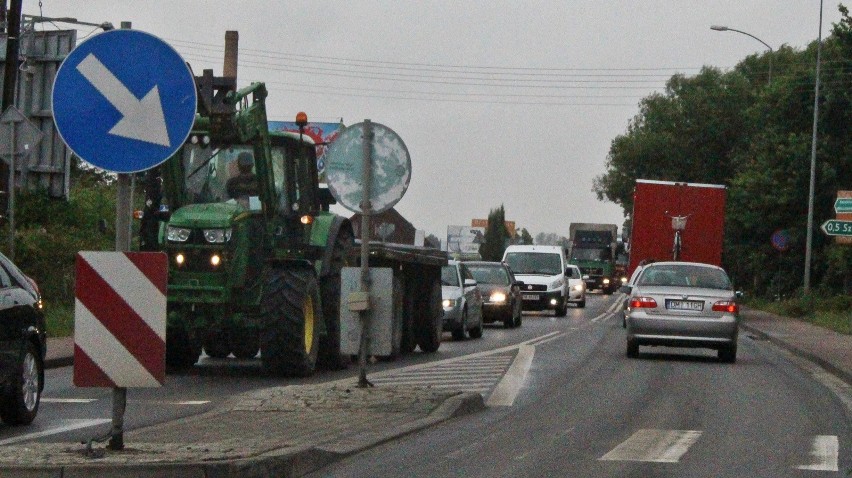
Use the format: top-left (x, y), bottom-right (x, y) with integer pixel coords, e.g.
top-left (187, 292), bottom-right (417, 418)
top-left (771, 229), bottom-right (790, 252)
top-left (52, 30), bottom-right (197, 173)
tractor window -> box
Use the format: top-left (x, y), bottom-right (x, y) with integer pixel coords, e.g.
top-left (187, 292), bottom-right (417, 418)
top-left (183, 145), bottom-right (255, 205)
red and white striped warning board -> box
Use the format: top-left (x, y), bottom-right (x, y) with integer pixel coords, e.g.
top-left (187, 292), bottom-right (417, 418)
top-left (74, 252), bottom-right (167, 387)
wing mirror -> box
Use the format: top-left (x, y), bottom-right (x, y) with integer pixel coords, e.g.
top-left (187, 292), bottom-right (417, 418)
top-left (514, 281), bottom-right (525, 287)
top-left (464, 278), bottom-right (477, 287)
top-left (619, 285), bottom-right (632, 294)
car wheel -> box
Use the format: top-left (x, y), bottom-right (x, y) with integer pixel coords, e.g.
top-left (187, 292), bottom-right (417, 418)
top-left (718, 343), bottom-right (737, 363)
top-left (451, 310), bottom-right (467, 341)
top-left (0, 341), bottom-right (42, 426)
top-left (626, 337), bottom-right (639, 358)
top-left (554, 299), bottom-right (568, 317)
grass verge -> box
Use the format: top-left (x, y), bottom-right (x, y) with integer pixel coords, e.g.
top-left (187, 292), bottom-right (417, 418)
top-left (45, 303), bottom-right (74, 338)
top-left (746, 295), bottom-right (852, 335)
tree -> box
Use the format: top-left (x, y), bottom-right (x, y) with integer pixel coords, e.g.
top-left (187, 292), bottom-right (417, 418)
top-left (514, 227), bottom-right (533, 245)
top-left (479, 205), bottom-right (511, 261)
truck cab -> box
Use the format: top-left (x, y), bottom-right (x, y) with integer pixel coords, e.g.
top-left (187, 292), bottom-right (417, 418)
top-left (502, 245), bottom-right (571, 316)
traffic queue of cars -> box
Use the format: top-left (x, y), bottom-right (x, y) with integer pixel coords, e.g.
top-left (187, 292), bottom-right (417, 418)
top-left (442, 247), bottom-right (589, 340)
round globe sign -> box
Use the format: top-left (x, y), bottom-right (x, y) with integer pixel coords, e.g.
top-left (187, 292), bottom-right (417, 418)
top-left (325, 122), bottom-right (411, 214)
top-left (771, 229), bottom-right (790, 252)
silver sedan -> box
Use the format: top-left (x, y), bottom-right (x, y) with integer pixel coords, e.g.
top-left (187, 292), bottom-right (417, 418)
top-left (623, 262), bottom-right (740, 362)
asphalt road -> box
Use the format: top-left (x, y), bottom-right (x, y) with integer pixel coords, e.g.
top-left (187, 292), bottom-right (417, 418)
top-left (0, 292), bottom-right (607, 446)
top-left (4, 292), bottom-right (850, 478)
top-left (305, 293), bottom-right (852, 478)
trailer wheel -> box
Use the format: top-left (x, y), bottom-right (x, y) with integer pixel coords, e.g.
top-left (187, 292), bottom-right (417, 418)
top-left (416, 281), bottom-right (442, 353)
top-left (318, 230), bottom-right (352, 370)
top-left (166, 325), bottom-right (201, 369)
top-left (260, 266), bottom-right (320, 376)
top-left (230, 326), bottom-right (259, 359)
top-left (203, 329), bottom-right (230, 359)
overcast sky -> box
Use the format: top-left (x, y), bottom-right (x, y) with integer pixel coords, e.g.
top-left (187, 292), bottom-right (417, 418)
top-left (29, 1), bottom-right (842, 240)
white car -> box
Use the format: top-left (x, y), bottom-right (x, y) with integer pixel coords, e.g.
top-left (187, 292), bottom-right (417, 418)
top-left (565, 264), bottom-right (586, 308)
top-left (502, 245), bottom-right (571, 316)
top-left (441, 261), bottom-right (484, 340)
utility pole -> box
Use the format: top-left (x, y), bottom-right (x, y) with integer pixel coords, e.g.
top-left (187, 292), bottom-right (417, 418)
top-left (2, 0), bottom-right (21, 111)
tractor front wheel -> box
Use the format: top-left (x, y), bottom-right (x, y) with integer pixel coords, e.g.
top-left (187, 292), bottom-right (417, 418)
top-left (260, 266), bottom-right (321, 377)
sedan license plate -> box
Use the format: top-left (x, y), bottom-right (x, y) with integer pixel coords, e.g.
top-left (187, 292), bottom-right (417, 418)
top-left (522, 294), bottom-right (538, 301)
top-left (666, 299), bottom-right (704, 311)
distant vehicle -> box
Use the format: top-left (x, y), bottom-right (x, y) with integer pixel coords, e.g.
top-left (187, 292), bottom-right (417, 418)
top-left (622, 261), bottom-right (740, 362)
top-left (568, 223), bottom-right (619, 293)
top-left (466, 261), bottom-right (523, 328)
top-left (0, 252), bottom-right (46, 425)
top-left (564, 264), bottom-right (586, 308)
top-left (502, 245), bottom-right (570, 316)
top-left (441, 260), bottom-right (484, 340)
top-left (627, 180), bottom-right (726, 277)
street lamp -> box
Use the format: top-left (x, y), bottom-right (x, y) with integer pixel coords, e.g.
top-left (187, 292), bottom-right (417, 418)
top-left (711, 25), bottom-right (774, 85)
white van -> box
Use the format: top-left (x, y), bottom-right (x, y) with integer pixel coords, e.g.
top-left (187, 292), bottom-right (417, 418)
top-left (502, 245), bottom-right (574, 316)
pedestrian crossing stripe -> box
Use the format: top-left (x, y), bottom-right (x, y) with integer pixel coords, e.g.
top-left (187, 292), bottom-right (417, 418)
top-left (600, 430), bottom-right (839, 470)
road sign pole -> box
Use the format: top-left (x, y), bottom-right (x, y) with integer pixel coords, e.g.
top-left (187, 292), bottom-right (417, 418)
top-left (106, 21), bottom-right (133, 453)
top-left (7, 119), bottom-right (14, 262)
top-left (358, 119), bottom-right (374, 388)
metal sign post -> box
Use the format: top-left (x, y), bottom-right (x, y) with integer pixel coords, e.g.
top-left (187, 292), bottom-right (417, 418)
top-left (357, 120), bottom-right (374, 388)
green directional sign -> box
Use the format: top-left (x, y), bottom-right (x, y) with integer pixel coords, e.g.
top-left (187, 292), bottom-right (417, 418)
top-left (821, 219), bottom-right (852, 237)
top-left (835, 197), bottom-right (852, 213)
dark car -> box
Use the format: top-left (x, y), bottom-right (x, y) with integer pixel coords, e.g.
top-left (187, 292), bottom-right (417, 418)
top-left (0, 252), bottom-right (46, 425)
top-left (466, 261), bottom-right (523, 328)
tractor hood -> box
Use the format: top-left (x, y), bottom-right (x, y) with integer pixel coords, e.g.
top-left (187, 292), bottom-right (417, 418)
top-left (168, 202), bottom-right (245, 229)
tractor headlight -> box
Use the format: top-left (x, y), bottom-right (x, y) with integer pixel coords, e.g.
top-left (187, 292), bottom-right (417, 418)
top-left (167, 226), bottom-right (191, 242)
top-left (203, 228), bottom-right (232, 243)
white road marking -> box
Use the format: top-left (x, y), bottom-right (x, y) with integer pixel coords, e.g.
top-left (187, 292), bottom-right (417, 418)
top-left (487, 344), bottom-right (535, 407)
top-left (795, 435), bottom-right (839, 471)
top-left (599, 429), bottom-right (702, 463)
top-left (591, 295), bottom-right (624, 323)
top-left (41, 398), bottom-right (98, 404)
top-left (0, 419), bottom-right (111, 446)
top-left (173, 400), bottom-right (211, 406)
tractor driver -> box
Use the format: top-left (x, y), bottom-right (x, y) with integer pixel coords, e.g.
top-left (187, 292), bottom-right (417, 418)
top-left (226, 152), bottom-right (259, 203)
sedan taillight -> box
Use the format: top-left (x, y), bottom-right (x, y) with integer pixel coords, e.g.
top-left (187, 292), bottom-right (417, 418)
top-left (630, 297), bottom-right (658, 309)
top-left (712, 301), bottom-right (739, 313)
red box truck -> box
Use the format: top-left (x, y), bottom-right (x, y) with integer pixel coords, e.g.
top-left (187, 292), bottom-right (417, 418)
top-left (627, 180), bottom-right (726, 277)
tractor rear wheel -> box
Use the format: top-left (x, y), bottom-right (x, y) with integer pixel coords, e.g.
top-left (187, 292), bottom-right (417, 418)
top-left (318, 230), bottom-right (352, 370)
top-left (260, 266), bottom-right (321, 376)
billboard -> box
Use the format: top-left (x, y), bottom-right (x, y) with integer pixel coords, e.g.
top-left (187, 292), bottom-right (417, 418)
top-left (268, 121), bottom-right (343, 183)
top-left (447, 226), bottom-right (485, 256)
top-left (471, 218), bottom-right (516, 237)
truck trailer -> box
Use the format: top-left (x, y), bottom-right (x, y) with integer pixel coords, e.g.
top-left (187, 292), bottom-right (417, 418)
top-left (627, 179), bottom-right (726, 277)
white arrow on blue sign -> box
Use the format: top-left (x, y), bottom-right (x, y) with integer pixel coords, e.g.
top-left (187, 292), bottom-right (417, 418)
top-left (52, 30), bottom-right (197, 173)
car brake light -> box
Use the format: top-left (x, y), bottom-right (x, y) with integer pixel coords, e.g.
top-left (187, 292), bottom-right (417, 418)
top-left (630, 297), bottom-right (657, 308)
top-left (712, 301), bottom-right (739, 313)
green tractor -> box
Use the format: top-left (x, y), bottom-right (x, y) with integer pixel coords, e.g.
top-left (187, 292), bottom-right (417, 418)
top-left (142, 70), bottom-right (352, 376)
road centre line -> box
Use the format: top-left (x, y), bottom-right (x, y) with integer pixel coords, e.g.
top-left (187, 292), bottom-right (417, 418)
top-left (795, 435), bottom-right (839, 471)
top-left (0, 419), bottom-right (111, 446)
top-left (486, 344), bottom-right (535, 407)
top-left (591, 295), bottom-right (624, 323)
top-left (599, 429), bottom-right (702, 463)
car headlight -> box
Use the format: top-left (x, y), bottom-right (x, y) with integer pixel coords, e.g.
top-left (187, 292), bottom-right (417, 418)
top-left (490, 292), bottom-right (507, 303)
top-left (203, 228), bottom-right (232, 243)
top-left (603, 278), bottom-right (611, 285)
top-left (550, 278), bottom-right (564, 289)
top-left (442, 299), bottom-right (456, 308)
top-left (621, 277), bottom-right (628, 284)
top-left (573, 283), bottom-right (584, 291)
top-left (167, 226), bottom-right (191, 242)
